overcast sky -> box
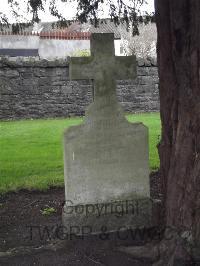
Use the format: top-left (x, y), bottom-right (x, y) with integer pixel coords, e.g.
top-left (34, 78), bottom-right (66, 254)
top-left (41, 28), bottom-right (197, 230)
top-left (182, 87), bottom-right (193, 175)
top-left (1, 0), bottom-right (154, 23)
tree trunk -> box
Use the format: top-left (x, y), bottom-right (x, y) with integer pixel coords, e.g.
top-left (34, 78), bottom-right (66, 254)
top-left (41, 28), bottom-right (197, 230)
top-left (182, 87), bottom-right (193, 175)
top-left (155, 0), bottom-right (200, 252)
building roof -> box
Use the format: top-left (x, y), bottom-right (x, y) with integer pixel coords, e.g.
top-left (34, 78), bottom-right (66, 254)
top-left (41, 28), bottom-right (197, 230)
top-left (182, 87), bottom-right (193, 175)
top-left (0, 19), bottom-right (123, 39)
top-left (39, 20), bottom-right (122, 39)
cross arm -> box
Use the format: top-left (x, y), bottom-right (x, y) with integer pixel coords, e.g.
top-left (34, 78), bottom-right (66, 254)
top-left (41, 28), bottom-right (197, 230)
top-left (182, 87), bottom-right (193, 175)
top-left (69, 57), bottom-right (94, 80)
top-left (115, 55), bottom-right (137, 80)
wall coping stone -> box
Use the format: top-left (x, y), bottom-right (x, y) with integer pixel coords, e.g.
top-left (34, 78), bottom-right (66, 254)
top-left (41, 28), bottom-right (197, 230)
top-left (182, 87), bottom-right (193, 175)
top-left (0, 56), bottom-right (157, 68)
top-left (0, 56), bottom-right (69, 68)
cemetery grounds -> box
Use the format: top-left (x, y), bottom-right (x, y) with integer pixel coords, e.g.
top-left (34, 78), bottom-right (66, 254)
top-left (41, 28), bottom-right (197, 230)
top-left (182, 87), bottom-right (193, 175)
top-left (0, 113), bottom-right (162, 265)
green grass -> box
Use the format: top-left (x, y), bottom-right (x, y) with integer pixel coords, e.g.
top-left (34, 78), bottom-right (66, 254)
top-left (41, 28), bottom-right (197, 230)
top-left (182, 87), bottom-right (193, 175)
top-left (0, 113), bottom-right (161, 194)
top-left (126, 113), bottom-right (161, 170)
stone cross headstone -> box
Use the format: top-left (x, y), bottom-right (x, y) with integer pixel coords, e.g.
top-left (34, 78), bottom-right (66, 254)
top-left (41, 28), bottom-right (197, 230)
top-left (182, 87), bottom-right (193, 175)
top-left (63, 33), bottom-right (151, 234)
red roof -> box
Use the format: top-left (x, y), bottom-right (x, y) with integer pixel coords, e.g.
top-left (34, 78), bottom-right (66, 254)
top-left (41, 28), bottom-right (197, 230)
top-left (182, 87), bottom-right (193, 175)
top-left (40, 31), bottom-right (91, 40)
top-left (0, 31), bottom-right (91, 40)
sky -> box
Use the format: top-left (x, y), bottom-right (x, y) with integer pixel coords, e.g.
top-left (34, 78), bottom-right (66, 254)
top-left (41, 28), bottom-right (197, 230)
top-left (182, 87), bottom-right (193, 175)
top-left (0, 0), bottom-right (155, 23)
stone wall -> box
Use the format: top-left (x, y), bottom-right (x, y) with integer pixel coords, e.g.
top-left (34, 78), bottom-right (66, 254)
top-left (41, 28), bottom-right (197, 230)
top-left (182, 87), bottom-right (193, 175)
top-left (0, 57), bottom-right (159, 120)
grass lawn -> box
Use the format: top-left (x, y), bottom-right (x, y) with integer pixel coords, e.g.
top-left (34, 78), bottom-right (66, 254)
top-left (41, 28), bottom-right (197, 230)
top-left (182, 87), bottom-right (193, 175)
top-left (0, 113), bottom-right (161, 194)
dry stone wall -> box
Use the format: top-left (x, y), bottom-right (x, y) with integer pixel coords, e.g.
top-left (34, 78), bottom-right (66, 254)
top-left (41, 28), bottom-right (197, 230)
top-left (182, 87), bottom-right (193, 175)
top-left (0, 57), bottom-right (159, 120)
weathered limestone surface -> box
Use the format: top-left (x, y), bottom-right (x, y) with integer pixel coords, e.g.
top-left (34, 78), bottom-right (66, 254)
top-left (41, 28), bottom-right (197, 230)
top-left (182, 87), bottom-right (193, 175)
top-left (62, 34), bottom-right (151, 234)
top-left (0, 56), bottom-right (159, 120)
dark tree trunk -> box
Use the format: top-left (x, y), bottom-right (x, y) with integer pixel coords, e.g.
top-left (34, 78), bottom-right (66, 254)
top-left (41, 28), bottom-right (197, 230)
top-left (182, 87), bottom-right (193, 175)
top-left (155, 0), bottom-right (200, 251)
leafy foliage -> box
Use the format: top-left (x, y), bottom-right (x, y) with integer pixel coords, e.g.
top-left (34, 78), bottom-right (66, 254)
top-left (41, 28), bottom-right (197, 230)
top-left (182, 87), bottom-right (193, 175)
top-left (72, 49), bottom-right (91, 57)
top-left (40, 207), bottom-right (56, 216)
top-left (120, 22), bottom-right (157, 58)
top-left (1, 0), bottom-right (154, 35)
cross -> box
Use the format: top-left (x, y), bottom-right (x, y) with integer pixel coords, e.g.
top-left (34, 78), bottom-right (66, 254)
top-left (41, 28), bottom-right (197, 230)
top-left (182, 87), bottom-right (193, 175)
top-left (69, 33), bottom-right (137, 100)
